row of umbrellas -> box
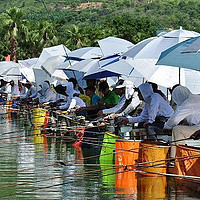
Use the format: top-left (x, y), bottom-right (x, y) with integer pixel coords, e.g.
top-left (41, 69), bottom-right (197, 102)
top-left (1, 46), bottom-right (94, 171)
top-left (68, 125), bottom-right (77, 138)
top-left (1, 28), bottom-right (200, 92)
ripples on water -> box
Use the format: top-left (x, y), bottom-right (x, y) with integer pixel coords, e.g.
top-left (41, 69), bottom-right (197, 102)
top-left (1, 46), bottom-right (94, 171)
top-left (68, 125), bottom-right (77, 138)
top-left (0, 110), bottom-right (199, 199)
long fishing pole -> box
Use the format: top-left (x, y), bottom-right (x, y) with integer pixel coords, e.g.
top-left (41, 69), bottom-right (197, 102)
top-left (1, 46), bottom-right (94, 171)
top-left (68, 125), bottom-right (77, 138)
top-left (133, 169), bottom-right (200, 182)
top-left (0, 166), bottom-right (127, 199)
top-left (0, 134), bottom-right (199, 178)
top-left (0, 165), bottom-right (115, 190)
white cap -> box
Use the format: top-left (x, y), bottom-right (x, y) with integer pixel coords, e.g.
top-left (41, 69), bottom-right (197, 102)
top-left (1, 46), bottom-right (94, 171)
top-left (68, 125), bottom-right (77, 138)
top-left (115, 80), bottom-right (135, 100)
top-left (21, 79), bottom-right (28, 84)
top-left (115, 80), bottom-right (133, 88)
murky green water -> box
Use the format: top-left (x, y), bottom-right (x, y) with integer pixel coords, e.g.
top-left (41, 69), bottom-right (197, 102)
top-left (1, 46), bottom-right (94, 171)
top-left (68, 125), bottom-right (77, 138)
top-left (0, 109), bottom-right (199, 200)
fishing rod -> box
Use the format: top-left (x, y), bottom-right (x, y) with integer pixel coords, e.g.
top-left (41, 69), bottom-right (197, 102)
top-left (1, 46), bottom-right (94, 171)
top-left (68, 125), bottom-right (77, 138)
top-left (0, 165), bottom-right (115, 190)
top-left (0, 166), bottom-right (128, 199)
top-left (0, 133), bottom-right (199, 178)
top-left (133, 169), bottom-right (200, 182)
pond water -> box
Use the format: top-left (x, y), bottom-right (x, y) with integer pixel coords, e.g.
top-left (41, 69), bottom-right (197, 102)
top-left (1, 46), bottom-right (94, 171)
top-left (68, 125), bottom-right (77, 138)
top-left (0, 110), bottom-right (199, 200)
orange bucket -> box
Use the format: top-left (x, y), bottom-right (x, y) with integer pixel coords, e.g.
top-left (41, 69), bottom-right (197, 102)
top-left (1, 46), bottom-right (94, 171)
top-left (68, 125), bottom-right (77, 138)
top-left (115, 140), bottom-right (140, 170)
top-left (115, 169), bottom-right (137, 197)
top-left (174, 145), bottom-right (200, 177)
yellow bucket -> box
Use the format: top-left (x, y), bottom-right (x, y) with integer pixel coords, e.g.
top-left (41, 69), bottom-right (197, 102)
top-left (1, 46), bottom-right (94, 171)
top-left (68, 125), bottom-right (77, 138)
top-left (137, 174), bottom-right (167, 199)
top-left (32, 108), bottom-right (47, 127)
top-left (138, 142), bottom-right (169, 174)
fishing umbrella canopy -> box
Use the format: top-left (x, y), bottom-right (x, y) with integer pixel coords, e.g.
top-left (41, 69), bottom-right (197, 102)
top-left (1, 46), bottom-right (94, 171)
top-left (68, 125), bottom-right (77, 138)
top-left (56, 47), bottom-right (103, 70)
top-left (83, 55), bottom-right (121, 80)
top-left (102, 28), bottom-right (200, 88)
top-left (0, 61), bottom-right (21, 82)
top-left (33, 44), bottom-right (70, 70)
top-left (1, 65), bottom-right (21, 82)
top-left (41, 55), bottom-right (66, 76)
top-left (33, 44), bottom-right (70, 88)
top-left (51, 70), bottom-right (68, 83)
top-left (156, 36), bottom-right (200, 71)
top-left (0, 61), bottom-right (20, 76)
top-left (98, 36), bottom-right (134, 56)
top-left (67, 59), bottom-right (98, 73)
top-left (18, 58), bottom-right (38, 83)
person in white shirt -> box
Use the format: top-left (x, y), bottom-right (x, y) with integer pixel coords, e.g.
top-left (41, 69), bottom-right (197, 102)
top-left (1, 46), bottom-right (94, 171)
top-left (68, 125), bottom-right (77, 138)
top-left (163, 86), bottom-right (200, 158)
top-left (112, 80), bottom-right (140, 117)
top-left (19, 79), bottom-right (27, 98)
top-left (21, 82), bottom-right (38, 100)
top-left (0, 79), bottom-right (10, 93)
top-left (59, 82), bottom-right (86, 112)
top-left (121, 83), bottom-right (174, 140)
top-left (97, 80), bottom-right (137, 116)
top-left (9, 80), bottom-right (20, 97)
top-left (37, 82), bottom-right (56, 103)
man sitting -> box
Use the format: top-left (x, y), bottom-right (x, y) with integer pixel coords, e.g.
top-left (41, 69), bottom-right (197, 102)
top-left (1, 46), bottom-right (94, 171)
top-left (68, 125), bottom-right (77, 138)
top-left (80, 81), bottom-right (120, 115)
top-left (163, 86), bottom-right (200, 158)
top-left (120, 83), bottom-right (174, 140)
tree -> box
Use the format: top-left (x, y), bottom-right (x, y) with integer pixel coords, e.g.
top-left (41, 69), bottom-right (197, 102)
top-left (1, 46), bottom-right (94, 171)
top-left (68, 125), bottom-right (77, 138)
top-left (1, 7), bottom-right (27, 61)
top-left (65, 24), bottom-right (88, 49)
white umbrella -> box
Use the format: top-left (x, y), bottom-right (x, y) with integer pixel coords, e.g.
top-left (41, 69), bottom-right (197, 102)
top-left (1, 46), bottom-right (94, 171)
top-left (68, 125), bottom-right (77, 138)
top-left (33, 44), bottom-right (70, 88)
top-left (55, 47), bottom-right (103, 71)
top-left (67, 59), bottom-right (98, 73)
top-left (51, 70), bottom-right (68, 81)
top-left (83, 55), bottom-right (121, 79)
top-left (67, 47), bottom-right (102, 59)
top-left (102, 28), bottom-right (200, 87)
top-left (0, 61), bottom-right (21, 82)
top-left (33, 44), bottom-right (70, 70)
top-left (18, 58), bottom-right (38, 83)
top-left (41, 55), bottom-right (66, 76)
top-left (98, 36), bottom-right (134, 56)
top-left (0, 61), bottom-right (20, 75)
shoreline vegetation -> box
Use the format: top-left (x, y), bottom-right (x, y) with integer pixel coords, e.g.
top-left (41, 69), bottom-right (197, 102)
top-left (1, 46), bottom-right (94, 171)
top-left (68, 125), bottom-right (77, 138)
top-left (0, 0), bottom-right (200, 60)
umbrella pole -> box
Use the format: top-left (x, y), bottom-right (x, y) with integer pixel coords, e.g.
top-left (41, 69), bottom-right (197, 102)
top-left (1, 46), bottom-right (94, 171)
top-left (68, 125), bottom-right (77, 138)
top-left (179, 67), bottom-right (181, 84)
top-left (63, 45), bottom-right (78, 81)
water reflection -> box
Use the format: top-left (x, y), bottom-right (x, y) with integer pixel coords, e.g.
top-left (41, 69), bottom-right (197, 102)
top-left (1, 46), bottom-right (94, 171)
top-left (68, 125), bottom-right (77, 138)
top-left (0, 110), bottom-right (199, 199)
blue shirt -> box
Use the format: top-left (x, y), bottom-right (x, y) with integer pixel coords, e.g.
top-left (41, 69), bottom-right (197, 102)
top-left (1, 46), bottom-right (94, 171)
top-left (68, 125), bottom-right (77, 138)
top-left (91, 93), bottom-right (101, 105)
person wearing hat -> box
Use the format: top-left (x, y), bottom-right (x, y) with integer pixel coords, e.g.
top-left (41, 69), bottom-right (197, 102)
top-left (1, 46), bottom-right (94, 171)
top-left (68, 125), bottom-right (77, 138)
top-left (20, 81), bottom-right (38, 101)
top-left (120, 83), bottom-right (174, 140)
top-left (56, 82), bottom-right (86, 113)
top-left (9, 80), bottom-right (20, 97)
top-left (19, 79), bottom-right (28, 98)
top-left (163, 86), bottom-right (200, 158)
top-left (103, 80), bottom-right (141, 118)
top-left (36, 81), bottom-right (57, 103)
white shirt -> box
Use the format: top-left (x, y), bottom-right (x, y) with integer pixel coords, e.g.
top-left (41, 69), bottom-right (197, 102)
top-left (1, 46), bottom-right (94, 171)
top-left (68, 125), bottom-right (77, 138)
top-left (38, 82), bottom-right (56, 103)
top-left (121, 94), bottom-right (141, 116)
top-left (21, 86), bottom-right (37, 99)
top-left (10, 84), bottom-right (20, 96)
top-left (164, 86), bottom-right (200, 129)
top-left (128, 83), bottom-right (173, 124)
top-left (59, 96), bottom-right (86, 111)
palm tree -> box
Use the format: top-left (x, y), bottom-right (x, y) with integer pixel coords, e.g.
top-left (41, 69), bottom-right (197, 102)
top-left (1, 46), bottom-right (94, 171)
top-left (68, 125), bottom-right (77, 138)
top-left (19, 21), bottom-right (58, 58)
top-left (66, 25), bottom-right (88, 50)
top-left (1, 7), bottom-right (27, 61)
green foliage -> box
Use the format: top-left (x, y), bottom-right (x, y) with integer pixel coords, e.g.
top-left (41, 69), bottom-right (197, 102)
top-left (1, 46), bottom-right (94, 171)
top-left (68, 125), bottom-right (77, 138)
top-left (0, 0), bottom-right (200, 60)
